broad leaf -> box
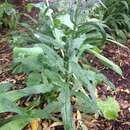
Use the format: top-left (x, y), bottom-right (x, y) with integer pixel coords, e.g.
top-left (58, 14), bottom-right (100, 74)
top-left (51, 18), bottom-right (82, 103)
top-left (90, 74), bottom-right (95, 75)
top-left (0, 98), bottom-right (21, 114)
top-left (14, 47), bottom-right (43, 57)
top-left (56, 14), bottom-right (74, 30)
top-left (36, 44), bottom-right (64, 72)
top-left (0, 102), bottom-right (60, 130)
top-left (0, 83), bottom-right (13, 93)
top-left (59, 86), bottom-right (75, 130)
top-left (33, 32), bottom-right (62, 47)
top-left (69, 61), bottom-right (96, 101)
top-left (26, 72), bottom-right (42, 87)
top-left (0, 84), bottom-right (54, 102)
top-left (74, 92), bottom-right (98, 113)
top-left (0, 118), bottom-right (29, 130)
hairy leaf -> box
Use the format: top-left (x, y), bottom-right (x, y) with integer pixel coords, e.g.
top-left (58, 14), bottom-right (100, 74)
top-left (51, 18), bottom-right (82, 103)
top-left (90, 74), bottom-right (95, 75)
top-left (97, 97), bottom-right (120, 120)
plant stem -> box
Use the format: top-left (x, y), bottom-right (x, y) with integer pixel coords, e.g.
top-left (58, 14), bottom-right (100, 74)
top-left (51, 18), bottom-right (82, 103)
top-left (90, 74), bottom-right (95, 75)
top-left (74, 0), bottom-right (80, 30)
top-left (64, 41), bottom-right (70, 83)
top-left (45, 0), bottom-right (57, 38)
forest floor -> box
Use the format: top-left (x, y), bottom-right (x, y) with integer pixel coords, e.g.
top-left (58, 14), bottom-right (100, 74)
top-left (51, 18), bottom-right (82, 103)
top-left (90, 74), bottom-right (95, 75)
top-left (0, 30), bottom-right (130, 130)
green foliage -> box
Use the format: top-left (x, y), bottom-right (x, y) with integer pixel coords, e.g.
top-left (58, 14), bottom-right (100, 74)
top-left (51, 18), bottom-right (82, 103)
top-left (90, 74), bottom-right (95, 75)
top-left (0, 82), bottom-right (14, 93)
top-left (0, 101), bottom-right (60, 130)
top-left (0, 1), bottom-right (19, 29)
top-left (26, 72), bottom-right (42, 87)
top-left (0, 1), bottom-right (124, 130)
top-left (89, 0), bottom-right (130, 42)
top-left (97, 97), bottom-right (120, 120)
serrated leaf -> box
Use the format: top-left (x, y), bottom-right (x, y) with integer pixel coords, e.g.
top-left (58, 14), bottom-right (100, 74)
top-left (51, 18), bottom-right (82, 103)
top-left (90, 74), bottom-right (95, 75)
top-left (97, 97), bottom-right (120, 120)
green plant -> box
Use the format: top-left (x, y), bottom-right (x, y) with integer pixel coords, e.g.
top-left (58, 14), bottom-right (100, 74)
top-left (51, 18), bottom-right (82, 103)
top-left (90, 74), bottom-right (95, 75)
top-left (89, 0), bottom-right (130, 42)
top-left (97, 97), bottom-right (120, 120)
top-left (0, 0), bottom-right (19, 29)
top-left (0, 1), bottom-right (122, 130)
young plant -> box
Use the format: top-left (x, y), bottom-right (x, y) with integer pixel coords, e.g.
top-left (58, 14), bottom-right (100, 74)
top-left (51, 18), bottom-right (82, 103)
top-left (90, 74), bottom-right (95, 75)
top-left (0, 1), bottom-right (122, 130)
top-left (97, 97), bottom-right (120, 120)
top-left (0, 0), bottom-right (19, 29)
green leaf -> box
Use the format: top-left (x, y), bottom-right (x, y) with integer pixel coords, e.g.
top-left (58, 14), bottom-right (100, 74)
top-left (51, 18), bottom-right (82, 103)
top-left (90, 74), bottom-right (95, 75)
top-left (13, 47), bottom-right (43, 73)
top-left (32, 2), bottom-right (47, 10)
top-left (28, 101), bottom-right (61, 119)
top-left (53, 28), bottom-right (65, 45)
top-left (0, 102), bottom-right (60, 130)
top-left (37, 44), bottom-right (64, 72)
top-left (56, 14), bottom-right (74, 30)
top-left (0, 84), bottom-right (54, 102)
top-left (128, 0), bottom-right (130, 4)
top-left (0, 98), bottom-right (21, 114)
top-left (26, 72), bottom-right (42, 87)
top-left (0, 118), bottom-right (29, 130)
top-left (33, 32), bottom-right (61, 47)
top-left (44, 69), bottom-right (65, 86)
top-left (79, 21), bottom-right (107, 43)
top-left (87, 49), bottom-right (122, 75)
top-left (69, 61), bottom-right (96, 101)
top-left (59, 86), bottom-right (75, 130)
top-left (13, 55), bottom-right (42, 73)
top-left (14, 47), bottom-right (43, 57)
top-left (0, 83), bottom-right (14, 93)
top-left (74, 92), bottom-right (98, 113)
top-left (107, 39), bottom-right (129, 49)
top-left (69, 34), bottom-right (86, 55)
top-left (13, 44), bottom-right (64, 73)
top-left (97, 97), bottom-right (120, 120)
top-left (95, 73), bottom-right (115, 90)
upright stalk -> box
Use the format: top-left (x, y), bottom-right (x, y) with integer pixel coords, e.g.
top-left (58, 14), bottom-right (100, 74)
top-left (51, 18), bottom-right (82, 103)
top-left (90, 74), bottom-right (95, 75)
top-left (73, 0), bottom-right (80, 30)
top-left (64, 40), bottom-right (70, 83)
top-left (45, 0), bottom-right (57, 38)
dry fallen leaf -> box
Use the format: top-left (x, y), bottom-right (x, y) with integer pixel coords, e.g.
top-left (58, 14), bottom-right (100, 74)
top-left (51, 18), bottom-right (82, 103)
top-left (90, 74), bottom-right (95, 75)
top-left (50, 122), bottom-right (63, 128)
top-left (31, 119), bottom-right (39, 130)
top-left (123, 122), bottom-right (130, 126)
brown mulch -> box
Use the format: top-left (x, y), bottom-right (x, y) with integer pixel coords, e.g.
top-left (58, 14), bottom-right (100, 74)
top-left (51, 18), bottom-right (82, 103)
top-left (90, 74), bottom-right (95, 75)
top-left (0, 42), bottom-right (12, 69)
top-left (0, 35), bottom-right (130, 130)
